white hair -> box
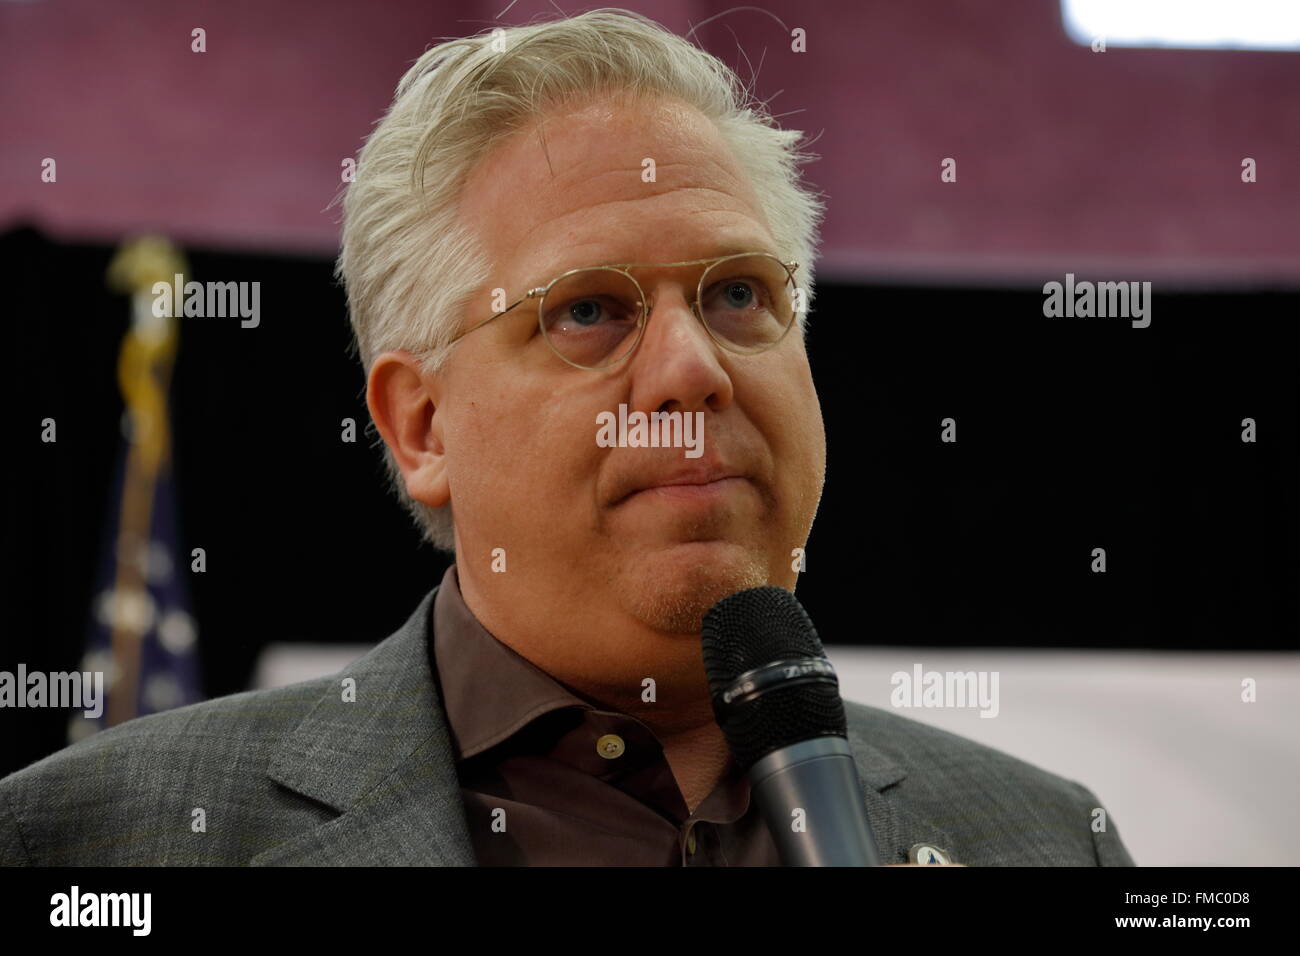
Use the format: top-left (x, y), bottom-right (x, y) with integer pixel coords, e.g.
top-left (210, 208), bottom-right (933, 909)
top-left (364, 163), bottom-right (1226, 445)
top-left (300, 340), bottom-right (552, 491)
top-left (335, 7), bottom-right (826, 553)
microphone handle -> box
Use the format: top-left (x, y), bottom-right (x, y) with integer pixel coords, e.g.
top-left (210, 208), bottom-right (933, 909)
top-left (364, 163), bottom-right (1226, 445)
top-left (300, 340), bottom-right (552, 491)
top-left (748, 736), bottom-right (882, 866)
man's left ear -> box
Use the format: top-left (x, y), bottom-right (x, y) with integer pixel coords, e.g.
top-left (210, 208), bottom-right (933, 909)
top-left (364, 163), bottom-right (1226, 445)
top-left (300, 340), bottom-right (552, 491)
top-left (365, 350), bottom-right (450, 509)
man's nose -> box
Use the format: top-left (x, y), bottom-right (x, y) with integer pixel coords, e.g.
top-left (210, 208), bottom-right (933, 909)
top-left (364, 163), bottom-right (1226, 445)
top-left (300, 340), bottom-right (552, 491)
top-left (626, 281), bottom-right (733, 411)
top-left (638, 282), bottom-right (709, 354)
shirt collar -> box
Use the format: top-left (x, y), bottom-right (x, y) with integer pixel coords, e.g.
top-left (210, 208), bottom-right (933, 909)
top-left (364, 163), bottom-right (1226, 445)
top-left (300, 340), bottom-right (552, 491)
top-left (430, 563), bottom-right (753, 826)
top-left (431, 563), bottom-right (591, 761)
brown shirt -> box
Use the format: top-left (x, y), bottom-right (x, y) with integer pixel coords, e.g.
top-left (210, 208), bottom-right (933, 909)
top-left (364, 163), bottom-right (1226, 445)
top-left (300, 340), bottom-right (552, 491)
top-left (430, 564), bottom-right (780, 866)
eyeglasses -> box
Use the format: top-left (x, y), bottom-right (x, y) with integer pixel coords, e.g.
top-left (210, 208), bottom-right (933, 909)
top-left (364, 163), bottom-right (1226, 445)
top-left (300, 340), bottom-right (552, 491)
top-left (447, 252), bottom-right (803, 370)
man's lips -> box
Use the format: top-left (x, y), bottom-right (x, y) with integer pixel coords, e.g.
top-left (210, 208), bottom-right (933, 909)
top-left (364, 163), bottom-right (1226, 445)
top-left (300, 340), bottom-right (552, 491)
top-left (612, 465), bottom-right (749, 506)
top-left (630, 476), bottom-right (749, 501)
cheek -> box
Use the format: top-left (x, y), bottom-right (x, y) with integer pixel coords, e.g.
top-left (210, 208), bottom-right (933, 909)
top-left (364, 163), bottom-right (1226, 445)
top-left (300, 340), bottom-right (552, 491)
top-left (445, 383), bottom-right (601, 519)
top-left (755, 355), bottom-right (824, 453)
top-left (750, 359), bottom-right (826, 509)
top-left (442, 391), bottom-right (522, 514)
top-left (791, 353), bottom-right (826, 446)
top-left (783, 394), bottom-right (827, 500)
top-left (798, 371), bottom-right (827, 468)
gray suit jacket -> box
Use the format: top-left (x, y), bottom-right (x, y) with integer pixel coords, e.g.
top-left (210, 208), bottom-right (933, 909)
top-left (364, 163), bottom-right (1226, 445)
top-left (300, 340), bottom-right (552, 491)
top-left (0, 588), bottom-right (1135, 865)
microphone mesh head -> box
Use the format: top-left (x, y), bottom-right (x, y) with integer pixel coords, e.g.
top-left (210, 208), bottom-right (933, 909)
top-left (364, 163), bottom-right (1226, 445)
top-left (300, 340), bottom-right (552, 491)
top-left (701, 586), bottom-right (847, 770)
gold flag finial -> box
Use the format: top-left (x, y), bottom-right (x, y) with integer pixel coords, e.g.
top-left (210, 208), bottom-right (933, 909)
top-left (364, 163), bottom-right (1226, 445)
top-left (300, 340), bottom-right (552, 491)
top-left (107, 234), bottom-right (188, 297)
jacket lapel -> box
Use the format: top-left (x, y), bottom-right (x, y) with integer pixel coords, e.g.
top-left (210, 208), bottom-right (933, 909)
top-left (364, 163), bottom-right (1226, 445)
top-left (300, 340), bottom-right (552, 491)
top-left (252, 587), bottom-right (477, 866)
top-left (844, 706), bottom-right (961, 865)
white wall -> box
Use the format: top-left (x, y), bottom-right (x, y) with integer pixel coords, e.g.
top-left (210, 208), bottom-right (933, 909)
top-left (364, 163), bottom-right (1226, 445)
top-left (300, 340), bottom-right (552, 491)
top-left (826, 648), bottom-right (1300, 867)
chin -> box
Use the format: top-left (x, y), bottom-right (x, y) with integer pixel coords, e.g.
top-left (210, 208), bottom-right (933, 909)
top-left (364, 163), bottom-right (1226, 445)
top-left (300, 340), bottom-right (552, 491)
top-left (617, 539), bottom-right (772, 635)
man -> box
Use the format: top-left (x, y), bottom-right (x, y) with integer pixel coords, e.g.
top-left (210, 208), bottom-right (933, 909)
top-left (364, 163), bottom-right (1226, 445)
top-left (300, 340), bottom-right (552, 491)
top-left (0, 9), bottom-right (1133, 866)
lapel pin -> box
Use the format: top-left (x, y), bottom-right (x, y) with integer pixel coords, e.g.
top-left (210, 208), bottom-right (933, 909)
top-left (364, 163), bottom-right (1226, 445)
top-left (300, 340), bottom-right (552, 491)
top-left (908, 843), bottom-right (953, 865)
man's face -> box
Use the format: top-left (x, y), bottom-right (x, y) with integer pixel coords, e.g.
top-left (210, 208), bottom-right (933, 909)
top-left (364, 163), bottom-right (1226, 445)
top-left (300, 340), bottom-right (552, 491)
top-left (431, 92), bottom-right (825, 662)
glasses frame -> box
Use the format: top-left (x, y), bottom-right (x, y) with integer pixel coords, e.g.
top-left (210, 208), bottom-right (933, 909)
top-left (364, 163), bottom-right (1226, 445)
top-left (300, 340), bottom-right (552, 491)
top-left (447, 252), bottom-right (802, 370)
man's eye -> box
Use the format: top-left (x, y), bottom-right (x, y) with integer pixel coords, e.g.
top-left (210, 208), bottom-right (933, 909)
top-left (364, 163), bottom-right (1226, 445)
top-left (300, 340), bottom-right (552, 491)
top-left (544, 296), bottom-right (633, 333)
top-left (721, 281), bottom-right (756, 308)
top-left (564, 299), bottom-right (605, 328)
top-left (704, 277), bottom-right (767, 313)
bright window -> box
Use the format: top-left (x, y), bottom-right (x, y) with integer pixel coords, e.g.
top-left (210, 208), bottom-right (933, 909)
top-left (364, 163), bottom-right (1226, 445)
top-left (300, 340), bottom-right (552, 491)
top-left (1062, 0), bottom-right (1300, 50)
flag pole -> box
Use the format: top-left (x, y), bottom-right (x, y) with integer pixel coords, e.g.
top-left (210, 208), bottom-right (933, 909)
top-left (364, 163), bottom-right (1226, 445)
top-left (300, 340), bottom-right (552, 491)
top-left (103, 236), bottom-right (187, 727)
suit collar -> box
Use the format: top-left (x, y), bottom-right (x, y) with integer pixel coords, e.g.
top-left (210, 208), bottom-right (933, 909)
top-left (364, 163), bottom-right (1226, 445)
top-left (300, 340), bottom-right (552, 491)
top-left (844, 704), bottom-right (961, 864)
top-left (253, 587), bottom-right (956, 866)
top-left (253, 586), bottom-right (475, 865)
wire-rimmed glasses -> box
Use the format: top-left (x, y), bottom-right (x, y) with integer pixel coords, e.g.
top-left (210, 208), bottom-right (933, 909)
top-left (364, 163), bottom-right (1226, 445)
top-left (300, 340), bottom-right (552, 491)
top-left (447, 252), bottom-right (802, 370)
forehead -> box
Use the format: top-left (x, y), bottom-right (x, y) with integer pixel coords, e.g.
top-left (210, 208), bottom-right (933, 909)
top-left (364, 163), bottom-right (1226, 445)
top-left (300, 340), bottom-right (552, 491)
top-left (457, 93), bottom-right (776, 283)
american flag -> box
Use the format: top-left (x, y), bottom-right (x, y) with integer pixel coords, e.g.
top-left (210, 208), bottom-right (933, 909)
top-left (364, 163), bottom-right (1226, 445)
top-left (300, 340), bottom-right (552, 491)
top-left (69, 236), bottom-right (203, 741)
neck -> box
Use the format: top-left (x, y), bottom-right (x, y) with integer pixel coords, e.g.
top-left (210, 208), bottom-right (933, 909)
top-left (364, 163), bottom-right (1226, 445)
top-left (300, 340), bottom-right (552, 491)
top-left (657, 718), bottom-right (734, 813)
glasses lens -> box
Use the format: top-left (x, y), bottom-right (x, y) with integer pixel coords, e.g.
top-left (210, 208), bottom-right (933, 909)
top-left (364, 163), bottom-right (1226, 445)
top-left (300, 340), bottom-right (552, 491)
top-left (540, 267), bottom-right (644, 368)
top-left (698, 254), bottom-right (796, 353)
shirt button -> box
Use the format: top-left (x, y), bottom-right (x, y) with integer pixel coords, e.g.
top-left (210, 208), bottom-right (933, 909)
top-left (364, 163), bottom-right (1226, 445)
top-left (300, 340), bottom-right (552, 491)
top-left (596, 733), bottom-right (625, 759)
top-left (686, 829), bottom-right (697, 855)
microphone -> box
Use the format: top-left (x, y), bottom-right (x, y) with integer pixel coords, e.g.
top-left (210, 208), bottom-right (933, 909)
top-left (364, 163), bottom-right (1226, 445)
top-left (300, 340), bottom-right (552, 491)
top-left (702, 586), bottom-right (881, 866)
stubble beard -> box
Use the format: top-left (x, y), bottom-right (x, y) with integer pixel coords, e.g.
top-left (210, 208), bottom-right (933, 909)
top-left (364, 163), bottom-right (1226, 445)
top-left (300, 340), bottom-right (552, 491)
top-left (620, 544), bottom-right (771, 635)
